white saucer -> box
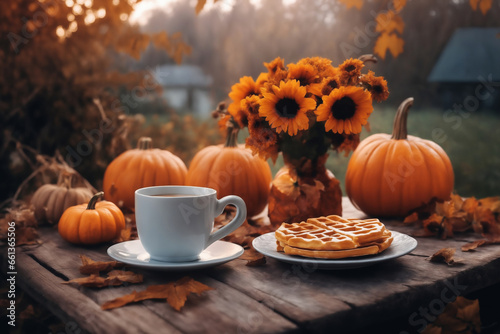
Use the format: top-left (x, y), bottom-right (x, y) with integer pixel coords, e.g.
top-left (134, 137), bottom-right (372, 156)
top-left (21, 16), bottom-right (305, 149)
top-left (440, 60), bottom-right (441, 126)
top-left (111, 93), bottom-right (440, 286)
top-left (107, 240), bottom-right (244, 271)
top-left (252, 231), bottom-right (417, 270)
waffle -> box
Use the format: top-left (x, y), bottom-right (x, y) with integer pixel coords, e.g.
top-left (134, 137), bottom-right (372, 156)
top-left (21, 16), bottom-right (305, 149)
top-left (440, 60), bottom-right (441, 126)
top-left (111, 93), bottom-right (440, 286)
top-left (275, 215), bottom-right (393, 259)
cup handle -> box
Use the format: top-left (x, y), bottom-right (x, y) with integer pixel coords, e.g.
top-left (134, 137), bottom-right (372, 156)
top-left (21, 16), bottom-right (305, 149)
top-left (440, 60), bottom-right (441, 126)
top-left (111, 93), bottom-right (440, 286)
top-left (207, 195), bottom-right (247, 247)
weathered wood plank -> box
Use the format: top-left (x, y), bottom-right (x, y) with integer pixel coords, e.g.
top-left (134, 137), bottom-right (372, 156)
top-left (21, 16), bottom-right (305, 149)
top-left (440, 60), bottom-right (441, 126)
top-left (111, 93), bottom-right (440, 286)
top-left (18, 228), bottom-right (298, 334)
top-left (5, 252), bottom-right (180, 334)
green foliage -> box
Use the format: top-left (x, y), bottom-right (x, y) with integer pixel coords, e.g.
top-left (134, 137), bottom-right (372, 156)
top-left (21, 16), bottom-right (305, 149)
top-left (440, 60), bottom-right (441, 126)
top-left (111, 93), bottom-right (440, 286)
top-left (322, 107), bottom-right (500, 198)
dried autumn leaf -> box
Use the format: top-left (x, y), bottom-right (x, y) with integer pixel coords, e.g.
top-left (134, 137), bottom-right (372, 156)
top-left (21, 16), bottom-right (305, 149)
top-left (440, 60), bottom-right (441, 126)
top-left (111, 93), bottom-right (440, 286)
top-left (240, 248), bottom-right (266, 267)
top-left (461, 240), bottom-right (487, 252)
top-left (375, 11), bottom-right (405, 34)
top-left (403, 212), bottom-right (419, 224)
top-left (101, 277), bottom-right (214, 311)
top-left (374, 32), bottom-right (404, 59)
top-left (338, 0), bottom-right (364, 10)
top-left (470, 0), bottom-right (492, 15)
top-left (424, 297), bottom-right (481, 334)
top-left (195, 0), bottom-right (207, 15)
top-left (116, 227), bottom-right (132, 243)
top-left (392, 0), bottom-right (407, 12)
top-left (462, 237), bottom-right (500, 251)
top-left (16, 227), bottom-right (39, 246)
top-left (64, 271), bottom-right (143, 288)
top-left (79, 255), bottom-right (123, 275)
top-left (428, 248), bottom-right (463, 265)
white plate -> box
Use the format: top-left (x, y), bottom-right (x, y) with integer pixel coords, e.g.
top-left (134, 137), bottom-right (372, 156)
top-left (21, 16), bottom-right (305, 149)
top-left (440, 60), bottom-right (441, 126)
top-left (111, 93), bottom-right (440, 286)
top-left (107, 240), bottom-right (244, 271)
top-left (252, 231), bottom-right (417, 270)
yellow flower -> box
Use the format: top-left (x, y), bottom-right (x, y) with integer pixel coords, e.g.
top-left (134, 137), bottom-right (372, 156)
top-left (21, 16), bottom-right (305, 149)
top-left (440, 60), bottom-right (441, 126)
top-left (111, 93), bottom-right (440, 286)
top-left (287, 63), bottom-right (318, 87)
top-left (315, 86), bottom-right (373, 134)
top-left (338, 58), bottom-right (364, 85)
top-left (246, 115), bottom-right (279, 162)
top-left (228, 76), bottom-right (260, 127)
top-left (360, 70), bottom-right (390, 102)
top-left (259, 80), bottom-right (316, 136)
top-left (264, 57), bottom-right (285, 75)
top-left (309, 76), bottom-right (341, 97)
top-left (297, 57), bottom-right (337, 78)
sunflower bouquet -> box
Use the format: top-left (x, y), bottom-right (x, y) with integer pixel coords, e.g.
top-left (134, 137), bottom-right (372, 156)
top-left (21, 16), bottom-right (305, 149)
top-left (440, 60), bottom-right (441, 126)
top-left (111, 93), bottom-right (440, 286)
top-left (215, 55), bottom-right (389, 224)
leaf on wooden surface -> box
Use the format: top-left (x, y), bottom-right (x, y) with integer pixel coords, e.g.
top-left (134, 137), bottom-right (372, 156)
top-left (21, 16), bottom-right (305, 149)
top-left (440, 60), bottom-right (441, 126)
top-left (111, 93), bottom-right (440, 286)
top-left (392, 0), bottom-right (407, 13)
top-left (79, 255), bottom-right (124, 275)
top-left (404, 195), bottom-right (500, 240)
top-left (374, 32), bottom-right (404, 59)
top-left (116, 227), bottom-right (133, 242)
top-left (338, 0), bottom-right (364, 10)
top-left (101, 277), bottom-right (214, 311)
top-left (461, 237), bottom-right (500, 251)
top-left (240, 248), bottom-right (266, 267)
top-left (16, 227), bottom-right (40, 246)
top-left (428, 248), bottom-right (463, 265)
top-left (64, 271), bottom-right (143, 288)
top-left (195, 0), bottom-right (207, 15)
top-left (423, 296), bottom-right (481, 334)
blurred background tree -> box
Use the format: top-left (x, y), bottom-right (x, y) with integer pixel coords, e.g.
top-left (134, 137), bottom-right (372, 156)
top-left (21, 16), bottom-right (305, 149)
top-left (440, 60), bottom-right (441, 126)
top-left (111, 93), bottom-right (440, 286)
top-left (1, 0), bottom-right (499, 204)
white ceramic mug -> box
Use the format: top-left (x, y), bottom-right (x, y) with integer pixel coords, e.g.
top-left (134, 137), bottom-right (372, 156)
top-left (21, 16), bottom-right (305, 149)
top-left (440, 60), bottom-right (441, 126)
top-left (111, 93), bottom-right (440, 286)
top-left (135, 186), bottom-right (246, 262)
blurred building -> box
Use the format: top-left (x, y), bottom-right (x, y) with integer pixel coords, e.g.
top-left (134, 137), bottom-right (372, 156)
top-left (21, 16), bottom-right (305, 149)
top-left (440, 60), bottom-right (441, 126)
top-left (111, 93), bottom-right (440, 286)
top-left (428, 27), bottom-right (500, 110)
top-left (154, 64), bottom-right (214, 115)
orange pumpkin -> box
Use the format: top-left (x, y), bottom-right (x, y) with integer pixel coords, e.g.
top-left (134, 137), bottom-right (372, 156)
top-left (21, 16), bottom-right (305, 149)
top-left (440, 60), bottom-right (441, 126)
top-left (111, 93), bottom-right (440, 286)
top-left (58, 192), bottom-right (125, 244)
top-left (346, 98), bottom-right (454, 217)
top-left (186, 129), bottom-right (272, 217)
top-left (103, 137), bottom-right (187, 210)
top-left (31, 172), bottom-right (93, 224)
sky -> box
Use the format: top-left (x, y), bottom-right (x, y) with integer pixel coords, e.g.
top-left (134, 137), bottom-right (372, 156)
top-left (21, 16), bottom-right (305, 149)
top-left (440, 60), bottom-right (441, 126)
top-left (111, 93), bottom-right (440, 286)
top-left (129, 0), bottom-right (297, 25)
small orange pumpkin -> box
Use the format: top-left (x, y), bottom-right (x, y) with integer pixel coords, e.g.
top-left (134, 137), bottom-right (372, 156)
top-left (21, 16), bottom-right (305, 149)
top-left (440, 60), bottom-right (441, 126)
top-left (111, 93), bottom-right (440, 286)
top-left (346, 98), bottom-right (454, 217)
top-left (31, 172), bottom-right (93, 224)
top-left (186, 129), bottom-right (272, 217)
top-left (103, 137), bottom-right (187, 210)
top-left (58, 192), bottom-right (125, 244)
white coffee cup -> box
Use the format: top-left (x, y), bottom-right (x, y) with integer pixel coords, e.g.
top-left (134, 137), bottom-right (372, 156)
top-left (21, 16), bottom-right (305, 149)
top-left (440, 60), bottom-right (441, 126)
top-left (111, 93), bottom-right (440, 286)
top-left (135, 186), bottom-right (247, 262)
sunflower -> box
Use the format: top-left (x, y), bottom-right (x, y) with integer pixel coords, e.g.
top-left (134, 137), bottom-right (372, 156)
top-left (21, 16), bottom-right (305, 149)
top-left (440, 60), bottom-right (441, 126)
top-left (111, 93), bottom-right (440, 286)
top-left (246, 116), bottom-right (279, 162)
top-left (241, 95), bottom-right (261, 116)
top-left (259, 80), bottom-right (316, 136)
top-left (297, 57), bottom-right (337, 78)
top-left (315, 86), bottom-right (373, 134)
top-left (360, 70), bottom-right (389, 102)
top-left (227, 76), bottom-right (260, 127)
top-left (287, 63), bottom-right (318, 87)
top-left (264, 57), bottom-right (285, 75)
top-left (309, 76), bottom-right (341, 97)
top-left (338, 58), bottom-right (364, 85)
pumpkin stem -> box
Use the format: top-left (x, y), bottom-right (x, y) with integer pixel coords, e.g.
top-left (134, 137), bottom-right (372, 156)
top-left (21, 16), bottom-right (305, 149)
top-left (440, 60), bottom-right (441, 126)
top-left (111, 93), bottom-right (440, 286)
top-left (87, 192), bottom-right (104, 210)
top-left (358, 54), bottom-right (378, 64)
top-left (137, 137), bottom-right (153, 150)
top-left (391, 97), bottom-right (414, 140)
top-left (225, 123), bottom-right (238, 148)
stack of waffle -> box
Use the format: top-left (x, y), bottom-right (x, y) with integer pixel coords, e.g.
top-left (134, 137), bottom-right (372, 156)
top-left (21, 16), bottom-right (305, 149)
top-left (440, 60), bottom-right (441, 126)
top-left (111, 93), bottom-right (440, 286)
top-left (275, 215), bottom-right (393, 259)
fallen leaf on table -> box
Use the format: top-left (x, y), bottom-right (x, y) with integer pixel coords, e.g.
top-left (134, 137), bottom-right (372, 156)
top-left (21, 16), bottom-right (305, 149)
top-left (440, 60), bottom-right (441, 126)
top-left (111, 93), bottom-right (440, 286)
top-left (79, 255), bottom-right (123, 275)
top-left (101, 276), bottom-right (214, 311)
top-left (64, 270), bottom-right (143, 288)
top-left (16, 227), bottom-right (40, 246)
top-left (428, 248), bottom-right (463, 265)
top-left (422, 296), bottom-right (480, 334)
top-left (240, 248), bottom-right (266, 267)
top-left (461, 237), bottom-right (500, 252)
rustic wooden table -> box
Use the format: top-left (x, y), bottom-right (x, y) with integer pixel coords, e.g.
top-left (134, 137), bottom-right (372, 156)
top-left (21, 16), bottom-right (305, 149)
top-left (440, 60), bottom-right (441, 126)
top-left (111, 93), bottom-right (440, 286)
top-left (2, 198), bottom-right (500, 334)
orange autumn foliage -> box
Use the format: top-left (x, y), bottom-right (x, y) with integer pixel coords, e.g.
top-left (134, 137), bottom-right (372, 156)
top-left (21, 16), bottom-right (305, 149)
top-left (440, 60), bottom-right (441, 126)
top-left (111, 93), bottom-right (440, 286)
top-left (101, 277), bottom-right (214, 311)
top-left (404, 194), bottom-right (500, 241)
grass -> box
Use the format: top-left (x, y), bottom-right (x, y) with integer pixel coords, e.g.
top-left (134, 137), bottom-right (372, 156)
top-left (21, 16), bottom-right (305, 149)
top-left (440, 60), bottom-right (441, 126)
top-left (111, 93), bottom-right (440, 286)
top-left (143, 106), bottom-right (500, 199)
top-left (264, 107), bottom-right (500, 198)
